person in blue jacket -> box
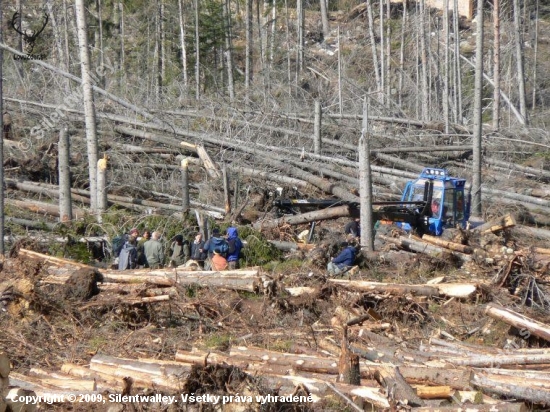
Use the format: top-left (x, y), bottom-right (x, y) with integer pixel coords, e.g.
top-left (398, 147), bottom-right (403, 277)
top-left (226, 227), bottom-right (243, 269)
top-left (327, 241), bottom-right (357, 276)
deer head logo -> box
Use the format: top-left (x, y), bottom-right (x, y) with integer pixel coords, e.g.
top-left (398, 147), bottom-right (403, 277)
top-left (10, 11), bottom-right (49, 54)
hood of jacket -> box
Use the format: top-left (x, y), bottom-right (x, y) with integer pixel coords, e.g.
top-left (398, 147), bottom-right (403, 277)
top-left (226, 227), bottom-right (238, 240)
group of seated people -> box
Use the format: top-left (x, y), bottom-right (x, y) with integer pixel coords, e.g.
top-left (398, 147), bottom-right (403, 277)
top-left (116, 227), bottom-right (243, 271)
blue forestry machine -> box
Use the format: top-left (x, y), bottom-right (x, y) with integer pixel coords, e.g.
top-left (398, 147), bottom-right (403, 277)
top-left (274, 168), bottom-right (470, 236)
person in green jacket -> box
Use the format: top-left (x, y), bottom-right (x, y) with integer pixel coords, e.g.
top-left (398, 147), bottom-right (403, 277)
top-left (143, 231), bottom-right (164, 269)
top-left (169, 235), bottom-right (190, 267)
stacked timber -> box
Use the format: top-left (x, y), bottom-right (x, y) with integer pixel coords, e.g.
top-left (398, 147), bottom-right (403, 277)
top-left (10, 305), bottom-right (550, 408)
top-left (1, 351), bottom-right (41, 412)
top-left (19, 249), bottom-right (274, 307)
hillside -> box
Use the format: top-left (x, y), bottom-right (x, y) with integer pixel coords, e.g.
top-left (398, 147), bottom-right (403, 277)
top-left (1, 0), bottom-right (550, 411)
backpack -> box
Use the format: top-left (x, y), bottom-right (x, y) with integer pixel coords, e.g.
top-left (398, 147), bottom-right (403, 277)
top-left (209, 237), bottom-right (229, 255)
top-left (112, 234), bottom-right (128, 258)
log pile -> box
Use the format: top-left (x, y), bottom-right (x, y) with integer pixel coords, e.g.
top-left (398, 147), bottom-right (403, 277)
top-left (18, 249), bottom-right (275, 306)
top-left (1, 352), bottom-right (41, 412)
top-left (6, 323), bottom-right (549, 410)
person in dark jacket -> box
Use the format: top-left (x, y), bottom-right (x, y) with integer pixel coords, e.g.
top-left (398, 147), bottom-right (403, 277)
top-left (344, 218), bottom-right (360, 239)
top-left (169, 235), bottom-right (190, 267)
top-left (118, 236), bottom-right (138, 270)
top-left (226, 227), bottom-right (243, 269)
top-left (327, 242), bottom-right (357, 276)
top-left (137, 230), bottom-right (151, 268)
top-left (190, 232), bottom-right (207, 267)
top-left (203, 228), bottom-right (228, 270)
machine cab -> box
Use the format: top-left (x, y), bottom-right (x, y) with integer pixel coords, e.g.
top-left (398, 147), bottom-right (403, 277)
top-left (402, 168), bottom-right (469, 236)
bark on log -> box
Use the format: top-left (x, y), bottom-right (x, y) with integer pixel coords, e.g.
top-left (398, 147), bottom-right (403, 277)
top-left (398, 366), bottom-right (472, 390)
top-left (5, 199), bottom-right (85, 219)
top-left (472, 372), bottom-right (550, 405)
top-left (60, 364), bottom-right (124, 391)
top-left (268, 241), bottom-right (316, 252)
top-left (433, 353), bottom-right (550, 368)
top-left (19, 248), bottom-right (94, 269)
top-left (254, 205), bottom-right (351, 230)
top-left (3, 388), bottom-right (37, 412)
top-left (230, 166), bottom-right (309, 189)
top-left (473, 214), bottom-right (516, 233)
top-left (0, 353), bottom-right (9, 378)
top-left (80, 295), bottom-right (170, 309)
top-left (257, 374), bottom-right (390, 408)
top-left (19, 369), bottom-right (96, 391)
top-left (196, 144), bottom-right (221, 179)
top-left (379, 235), bottom-right (471, 263)
top-left (371, 365), bottom-right (424, 406)
top-left (484, 303), bottom-right (550, 342)
top-left (413, 385), bottom-right (453, 399)
top-left (5, 217), bottom-right (57, 231)
top-left (90, 355), bottom-right (190, 391)
top-left (329, 279), bottom-right (477, 298)
top-left (337, 327), bottom-right (361, 385)
top-left (101, 268), bottom-right (264, 292)
top-left (513, 225), bottom-right (550, 241)
top-left (421, 235), bottom-right (473, 254)
top-left (412, 404), bottom-right (528, 412)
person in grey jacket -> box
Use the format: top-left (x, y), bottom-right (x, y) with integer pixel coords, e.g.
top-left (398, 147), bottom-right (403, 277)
top-left (144, 231), bottom-right (164, 269)
top-left (118, 236), bottom-right (138, 270)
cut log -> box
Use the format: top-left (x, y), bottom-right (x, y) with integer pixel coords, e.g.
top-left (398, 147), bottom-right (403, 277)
top-left (3, 387), bottom-right (37, 412)
top-left (19, 249), bottom-right (93, 270)
top-left (434, 284), bottom-right (478, 298)
top-left (329, 279), bottom-right (477, 298)
top-left (413, 385), bottom-right (453, 399)
top-left (431, 353), bottom-right (550, 368)
top-left (337, 327), bottom-right (360, 385)
top-left (268, 241), bottom-right (316, 252)
top-left (472, 372), bottom-right (550, 405)
top-left (473, 214), bottom-right (516, 234)
top-left (379, 235), bottom-right (471, 263)
top-left (89, 355), bottom-right (190, 391)
top-left (398, 366), bottom-right (473, 390)
top-left (60, 364), bottom-right (124, 391)
top-left (0, 352), bottom-right (9, 378)
top-left (196, 144), bottom-right (221, 179)
top-left (421, 235), bottom-right (473, 254)
top-left (371, 365), bottom-right (424, 406)
top-left (80, 295), bottom-right (170, 309)
top-left (284, 287), bottom-right (319, 297)
top-left (254, 205), bottom-right (351, 230)
top-left (412, 404), bottom-right (528, 412)
top-left (258, 374), bottom-right (389, 408)
top-left (5, 199), bottom-right (86, 219)
top-left (513, 225), bottom-right (550, 241)
top-left (329, 279), bottom-right (439, 297)
top-left (485, 303), bottom-right (550, 342)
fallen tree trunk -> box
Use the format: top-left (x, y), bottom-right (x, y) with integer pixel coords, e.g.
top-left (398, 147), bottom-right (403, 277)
top-left (371, 365), bottom-right (424, 406)
top-left (513, 225), bottom-right (550, 241)
top-left (421, 235), bottom-right (473, 254)
top-left (60, 363), bottom-right (124, 391)
top-left (473, 214), bottom-right (516, 234)
top-left (101, 268), bottom-right (265, 293)
top-left (268, 241), bottom-right (316, 252)
top-left (19, 248), bottom-right (94, 270)
top-left (254, 205), bottom-right (351, 230)
top-left (80, 295), bottom-right (170, 309)
top-left (412, 404), bottom-right (528, 412)
top-left (3, 387), bottom-right (38, 412)
top-left (472, 372), bottom-right (550, 405)
top-left (5, 199), bottom-right (86, 219)
top-left (328, 279), bottom-right (477, 298)
top-left (484, 303), bottom-right (550, 342)
top-left (0, 352), bottom-right (9, 378)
